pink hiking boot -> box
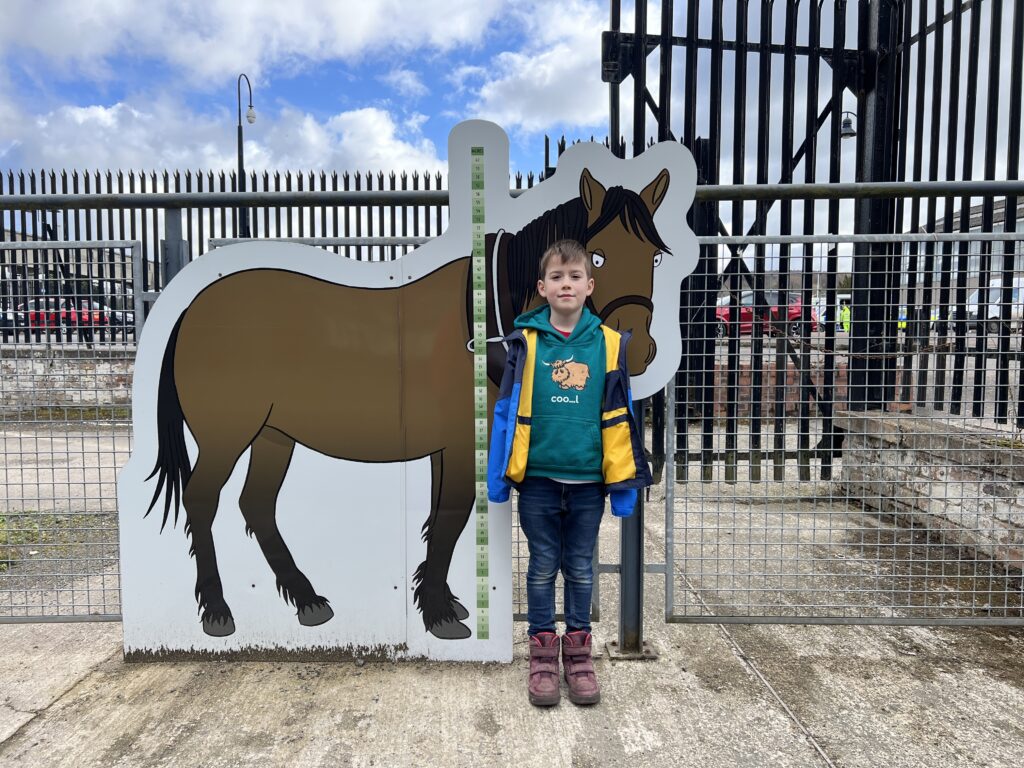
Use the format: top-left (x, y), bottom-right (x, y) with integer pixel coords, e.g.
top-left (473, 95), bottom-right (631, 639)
top-left (562, 630), bottom-right (600, 705)
top-left (528, 632), bottom-right (561, 706)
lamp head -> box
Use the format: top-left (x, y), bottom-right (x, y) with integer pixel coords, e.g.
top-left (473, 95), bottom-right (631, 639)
top-left (840, 111), bottom-right (856, 139)
top-left (246, 106), bottom-right (256, 125)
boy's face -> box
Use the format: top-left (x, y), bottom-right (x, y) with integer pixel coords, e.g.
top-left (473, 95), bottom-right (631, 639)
top-left (537, 257), bottom-right (594, 316)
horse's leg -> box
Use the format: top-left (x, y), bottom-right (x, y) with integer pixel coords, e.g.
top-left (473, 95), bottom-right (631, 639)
top-left (420, 452), bottom-right (470, 621)
top-left (414, 449), bottom-right (475, 639)
top-left (183, 441), bottom-right (246, 637)
top-left (238, 426), bottom-right (333, 627)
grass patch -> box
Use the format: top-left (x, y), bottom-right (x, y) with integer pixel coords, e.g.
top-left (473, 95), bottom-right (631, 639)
top-left (0, 512), bottom-right (118, 572)
top-left (991, 437), bottom-right (1024, 450)
top-left (2, 405), bottom-right (131, 422)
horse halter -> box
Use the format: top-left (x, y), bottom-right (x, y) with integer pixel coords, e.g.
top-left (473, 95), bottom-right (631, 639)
top-left (589, 294), bottom-right (655, 323)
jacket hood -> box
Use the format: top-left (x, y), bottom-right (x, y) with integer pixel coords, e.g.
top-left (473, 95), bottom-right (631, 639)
top-left (513, 305), bottom-right (602, 342)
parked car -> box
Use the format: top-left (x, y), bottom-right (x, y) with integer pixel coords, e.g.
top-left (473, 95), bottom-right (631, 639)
top-left (964, 280), bottom-right (1024, 333)
top-left (17, 298), bottom-right (109, 330)
top-left (715, 290), bottom-right (818, 338)
top-left (86, 300), bottom-right (134, 328)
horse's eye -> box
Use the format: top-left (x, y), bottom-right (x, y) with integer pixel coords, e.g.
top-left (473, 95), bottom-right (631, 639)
top-left (591, 252), bottom-right (605, 268)
top-left (653, 251), bottom-right (664, 267)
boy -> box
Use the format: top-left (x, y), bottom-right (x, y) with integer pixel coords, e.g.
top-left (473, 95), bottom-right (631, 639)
top-left (487, 239), bottom-right (652, 706)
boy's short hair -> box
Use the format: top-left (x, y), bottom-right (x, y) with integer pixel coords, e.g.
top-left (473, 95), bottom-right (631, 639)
top-left (539, 239), bottom-right (591, 280)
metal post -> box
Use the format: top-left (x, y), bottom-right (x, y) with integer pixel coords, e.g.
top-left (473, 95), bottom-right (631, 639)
top-left (237, 121), bottom-right (248, 238)
top-left (161, 207), bottom-right (187, 287)
top-left (607, 0), bottom-right (622, 156)
top-left (609, 398), bottom-right (656, 660)
top-left (237, 74), bottom-right (254, 239)
top-left (648, 0), bottom-right (674, 486)
top-left (850, 0), bottom-right (899, 410)
top-left (619, 400), bottom-right (644, 647)
top-left (608, 0), bottom-right (655, 661)
top-left (694, 138), bottom-right (716, 483)
top-left (632, 0), bottom-right (647, 159)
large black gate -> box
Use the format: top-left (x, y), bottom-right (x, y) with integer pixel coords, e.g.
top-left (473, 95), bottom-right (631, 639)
top-left (603, 1), bottom-right (1024, 630)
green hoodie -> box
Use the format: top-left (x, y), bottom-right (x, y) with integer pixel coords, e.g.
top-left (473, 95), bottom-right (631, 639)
top-left (514, 305), bottom-right (606, 482)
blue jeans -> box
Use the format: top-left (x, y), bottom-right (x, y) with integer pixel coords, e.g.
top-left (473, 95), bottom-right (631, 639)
top-left (517, 477), bottom-right (605, 636)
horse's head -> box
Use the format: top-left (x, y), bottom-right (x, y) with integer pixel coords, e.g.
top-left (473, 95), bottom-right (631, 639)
top-left (580, 168), bottom-right (670, 376)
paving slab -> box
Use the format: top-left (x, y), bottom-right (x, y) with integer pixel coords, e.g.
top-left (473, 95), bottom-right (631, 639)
top-left (4, 588), bottom-right (1024, 767)
top-left (0, 611), bottom-right (819, 768)
top-left (729, 622), bottom-right (1024, 768)
top-left (3, 470), bottom-right (1024, 767)
top-left (0, 622), bottom-right (121, 742)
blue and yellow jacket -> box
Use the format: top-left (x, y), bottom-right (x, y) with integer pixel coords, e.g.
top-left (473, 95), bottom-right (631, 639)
top-left (486, 320), bottom-right (653, 517)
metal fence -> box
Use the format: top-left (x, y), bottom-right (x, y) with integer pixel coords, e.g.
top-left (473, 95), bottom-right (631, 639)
top-left (0, 241), bottom-right (140, 622)
top-left (0, 167), bottom-right (547, 298)
top-left (4, 181), bottom-right (1024, 632)
top-left (667, 230), bottom-right (1024, 626)
top-left (0, 239), bottom-right (139, 347)
top-left (0, 167), bottom-right (553, 349)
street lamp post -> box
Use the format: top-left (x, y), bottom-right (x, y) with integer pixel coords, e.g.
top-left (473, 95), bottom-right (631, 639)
top-left (237, 73), bottom-right (256, 237)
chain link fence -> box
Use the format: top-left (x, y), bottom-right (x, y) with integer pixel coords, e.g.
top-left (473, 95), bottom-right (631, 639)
top-left (667, 232), bottom-right (1024, 625)
top-left (0, 241), bottom-right (138, 621)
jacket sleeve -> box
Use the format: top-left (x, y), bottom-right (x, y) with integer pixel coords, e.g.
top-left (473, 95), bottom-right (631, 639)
top-left (601, 331), bottom-right (653, 512)
top-left (487, 343), bottom-right (518, 503)
top-left (609, 393), bottom-right (642, 517)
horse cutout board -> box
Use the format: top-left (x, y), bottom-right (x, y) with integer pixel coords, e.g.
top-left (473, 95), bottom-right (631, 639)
top-left (117, 120), bottom-right (697, 662)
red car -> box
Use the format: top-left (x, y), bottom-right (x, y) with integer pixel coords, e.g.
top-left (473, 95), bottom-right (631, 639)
top-left (715, 290), bottom-right (818, 338)
top-left (17, 298), bottom-right (107, 330)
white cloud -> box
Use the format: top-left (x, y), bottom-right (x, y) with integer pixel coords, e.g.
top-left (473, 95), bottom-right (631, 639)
top-left (321, 107), bottom-right (444, 171)
top-left (0, 71), bottom-right (25, 166)
top-left (1, 99), bottom-right (444, 175)
top-left (467, 0), bottom-right (608, 135)
top-left (403, 112), bottom-right (429, 133)
top-left (381, 69), bottom-right (429, 99)
top-left (447, 65), bottom-right (487, 94)
top-left (0, 0), bottom-right (508, 84)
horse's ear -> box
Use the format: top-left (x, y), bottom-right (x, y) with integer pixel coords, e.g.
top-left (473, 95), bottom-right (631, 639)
top-left (580, 168), bottom-right (606, 227)
top-left (639, 169), bottom-right (670, 215)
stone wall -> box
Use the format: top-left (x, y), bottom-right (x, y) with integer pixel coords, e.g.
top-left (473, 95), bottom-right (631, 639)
top-left (0, 346), bottom-right (134, 411)
top-left (837, 410), bottom-right (1024, 572)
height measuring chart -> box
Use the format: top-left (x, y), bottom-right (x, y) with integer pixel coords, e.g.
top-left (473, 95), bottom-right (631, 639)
top-left (470, 145), bottom-right (489, 640)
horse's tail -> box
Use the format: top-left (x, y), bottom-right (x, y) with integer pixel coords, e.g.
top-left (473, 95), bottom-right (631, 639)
top-left (144, 313), bottom-right (192, 531)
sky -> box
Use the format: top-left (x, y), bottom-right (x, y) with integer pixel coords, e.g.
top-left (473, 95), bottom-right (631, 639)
top-left (0, 0), bottom-right (1019, 254)
top-left (0, 0), bottom-right (617, 179)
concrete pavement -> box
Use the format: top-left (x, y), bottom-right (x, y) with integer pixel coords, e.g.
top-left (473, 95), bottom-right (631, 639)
top-left (2, 575), bottom-right (1024, 767)
top-left (3, 468), bottom-right (1024, 767)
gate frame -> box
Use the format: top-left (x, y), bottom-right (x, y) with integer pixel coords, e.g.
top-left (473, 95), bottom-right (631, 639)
top-left (665, 228), bottom-right (1024, 628)
top-left (0, 239), bottom-right (140, 624)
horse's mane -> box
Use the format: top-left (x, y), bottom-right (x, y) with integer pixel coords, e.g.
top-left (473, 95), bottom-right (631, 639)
top-left (504, 185), bottom-right (672, 315)
top-left (504, 198), bottom-right (587, 316)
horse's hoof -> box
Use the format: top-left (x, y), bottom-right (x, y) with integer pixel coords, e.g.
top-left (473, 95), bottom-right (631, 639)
top-left (452, 600), bottom-right (470, 621)
top-left (202, 615), bottom-right (235, 637)
top-left (297, 601), bottom-right (334, 627)
top-left (428, 618), bottom-right (471, 640)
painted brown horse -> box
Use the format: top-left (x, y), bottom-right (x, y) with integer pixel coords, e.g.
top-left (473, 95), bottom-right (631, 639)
top-left (146, 167), bottom-right (671, 638)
